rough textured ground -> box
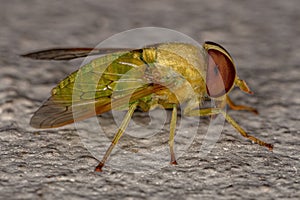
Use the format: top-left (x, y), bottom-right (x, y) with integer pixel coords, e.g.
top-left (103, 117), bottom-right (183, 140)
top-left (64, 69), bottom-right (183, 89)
top-left (0, 0), bottom-right (299, 199)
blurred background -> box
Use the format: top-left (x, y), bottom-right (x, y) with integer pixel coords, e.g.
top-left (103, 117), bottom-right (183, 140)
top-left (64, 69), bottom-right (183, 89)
top-left (0, 0), bottom-right (299, 199)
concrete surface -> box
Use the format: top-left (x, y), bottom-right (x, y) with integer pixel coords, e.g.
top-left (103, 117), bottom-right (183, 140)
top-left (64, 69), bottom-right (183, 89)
top-left (0, 0), bottom-right (299, 199)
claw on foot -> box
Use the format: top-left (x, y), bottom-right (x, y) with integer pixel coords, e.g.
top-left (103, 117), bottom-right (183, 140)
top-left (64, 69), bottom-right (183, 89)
top-left (170, 160), bottom-right (178, 165)
top-left (95, 162), bottom-right (104, 172)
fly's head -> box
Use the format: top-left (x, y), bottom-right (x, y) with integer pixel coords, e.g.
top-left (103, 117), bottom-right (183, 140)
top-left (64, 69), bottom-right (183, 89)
top-left (203, 41), bottom-right (253, 99)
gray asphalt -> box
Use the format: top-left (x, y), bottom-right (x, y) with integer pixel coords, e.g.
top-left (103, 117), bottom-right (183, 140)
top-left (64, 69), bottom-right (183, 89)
top-left (0, 0), bottom-right (299, 199)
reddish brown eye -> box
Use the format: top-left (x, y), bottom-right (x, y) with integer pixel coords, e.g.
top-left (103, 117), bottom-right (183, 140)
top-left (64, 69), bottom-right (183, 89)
top-left (206, 49), bottom-right (236, 98)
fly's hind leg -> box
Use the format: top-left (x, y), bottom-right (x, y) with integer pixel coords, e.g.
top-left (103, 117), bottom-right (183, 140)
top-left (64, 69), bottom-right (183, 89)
top-left (185, 108), bottom-right (273, 150)
top-left (95, 102), bottom-right (138, 172)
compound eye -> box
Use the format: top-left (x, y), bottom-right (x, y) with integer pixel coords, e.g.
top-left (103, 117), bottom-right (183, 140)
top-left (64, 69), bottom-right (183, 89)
top-left (206, 49), bottom-right (236, 98)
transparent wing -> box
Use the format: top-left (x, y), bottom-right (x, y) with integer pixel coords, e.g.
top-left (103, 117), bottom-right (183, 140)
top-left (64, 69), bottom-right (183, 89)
top-left (30, 84), bottom-right (165, 128)
top-left (30, 50), bottom-right (167, 128)
top-left (22, 47), bottom-right (133, 60)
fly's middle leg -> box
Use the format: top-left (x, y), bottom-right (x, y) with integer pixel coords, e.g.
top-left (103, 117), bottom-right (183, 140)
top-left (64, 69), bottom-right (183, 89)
top-left (169, 104), bottom-right (178, 165)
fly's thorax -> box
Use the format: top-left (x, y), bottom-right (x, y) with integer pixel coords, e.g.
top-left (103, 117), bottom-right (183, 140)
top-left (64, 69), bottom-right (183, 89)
top-left (138, 43), bottom-right (208, 106)
top-left (156, 43), bottom-right (207, 102)
top-left (141, 47), bottom-right (157, 64)
top-left (156, 43), bottom-right (207, 78)
top-left (152, 80), bottom-right (202, 106)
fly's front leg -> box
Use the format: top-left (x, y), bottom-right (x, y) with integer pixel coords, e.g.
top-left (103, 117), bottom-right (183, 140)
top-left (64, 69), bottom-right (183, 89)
top-left (221, 110), bottom-right (273, 150)
top-left (95, 102), bottom-right (138, 172)
top-left (184, 108), bottom-right (273, 150)
top-left (226, 95), bottom-right (258, 114)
